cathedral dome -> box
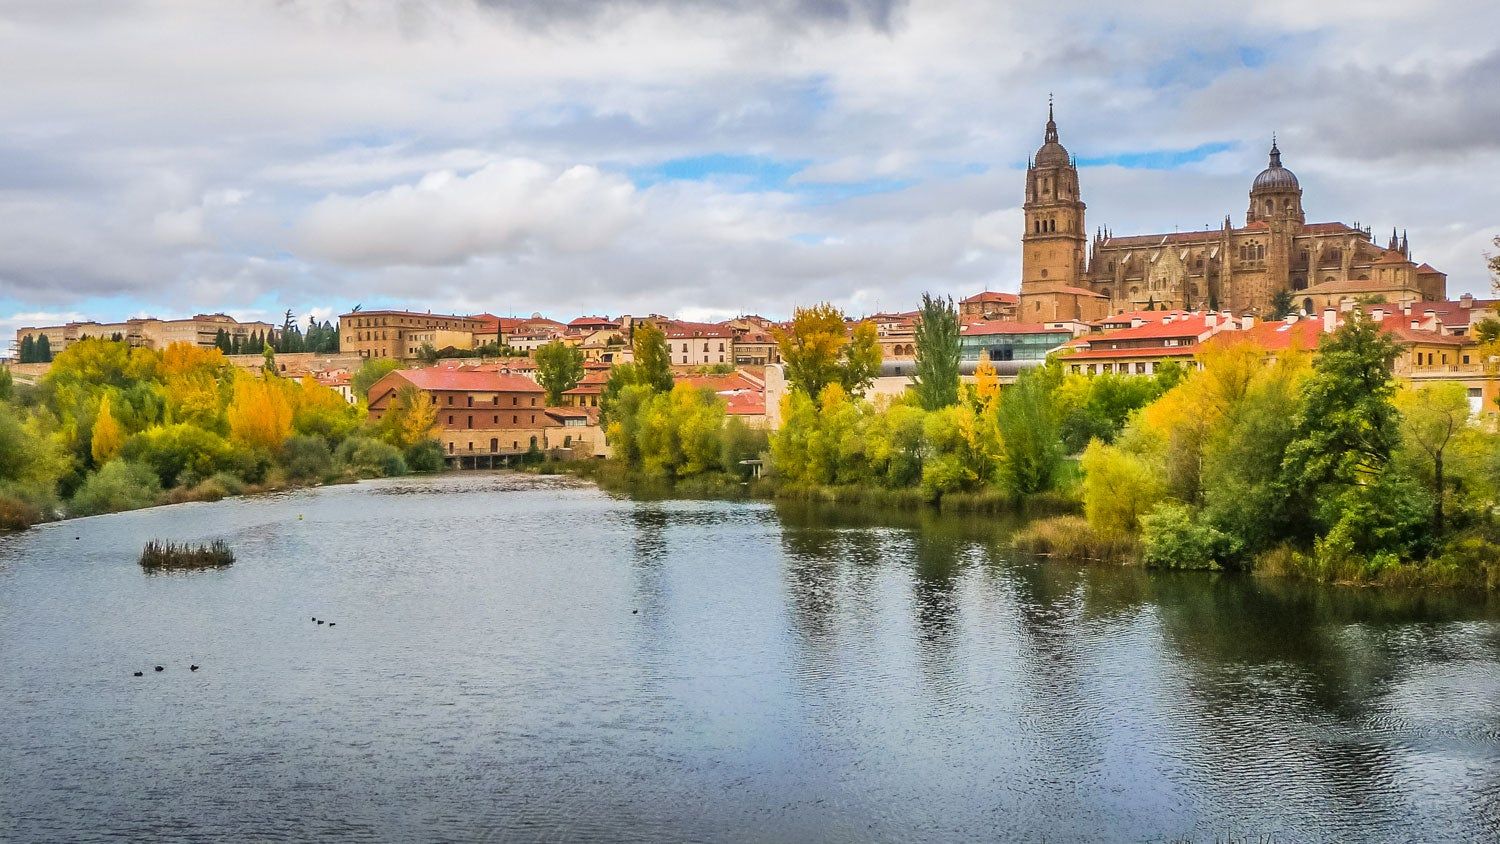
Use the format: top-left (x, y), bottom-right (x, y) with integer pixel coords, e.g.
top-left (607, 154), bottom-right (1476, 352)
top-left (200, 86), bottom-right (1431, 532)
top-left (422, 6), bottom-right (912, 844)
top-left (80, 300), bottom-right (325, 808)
top-left (1033, 101), bottom-right (1071, 167)
top-left (1251, 139), bottom-right (1298, 191)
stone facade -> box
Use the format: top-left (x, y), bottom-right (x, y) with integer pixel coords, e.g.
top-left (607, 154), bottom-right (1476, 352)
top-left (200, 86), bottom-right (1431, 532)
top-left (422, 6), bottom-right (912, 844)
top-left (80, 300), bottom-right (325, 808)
top-left (1017, 106), bottom-right (1447, 317)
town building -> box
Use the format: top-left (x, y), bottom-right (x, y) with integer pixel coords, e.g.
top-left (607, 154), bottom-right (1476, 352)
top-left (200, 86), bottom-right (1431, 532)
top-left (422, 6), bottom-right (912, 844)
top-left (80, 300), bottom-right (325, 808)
top-left (1061, 312), bottom-right (1251, 375)
top-left (365, 367), bottom-right (604, 466)
top-left (1016, 102), bottom-right (1448, 318)
top-left (660, 320), bottom-right (735, 367)
top-left (13, 313), bottom-right (276, 358)
top-left (338, 310), bottom-right (485, 361)
top-left (959, 320), bottom-right (1073, 365)
top-left (960, 291), bottom-right (1020, 322)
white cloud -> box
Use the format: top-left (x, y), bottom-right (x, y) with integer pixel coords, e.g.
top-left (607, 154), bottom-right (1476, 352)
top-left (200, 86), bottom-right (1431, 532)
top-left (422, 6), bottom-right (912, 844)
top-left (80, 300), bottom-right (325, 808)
top-left (0, 0), bottom-right (1496, 326)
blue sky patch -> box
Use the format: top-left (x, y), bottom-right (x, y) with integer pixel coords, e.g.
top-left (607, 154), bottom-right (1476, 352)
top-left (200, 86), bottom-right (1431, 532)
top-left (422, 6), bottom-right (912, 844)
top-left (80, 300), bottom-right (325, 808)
top-left (1077, 141), bottom-right (1236, 170)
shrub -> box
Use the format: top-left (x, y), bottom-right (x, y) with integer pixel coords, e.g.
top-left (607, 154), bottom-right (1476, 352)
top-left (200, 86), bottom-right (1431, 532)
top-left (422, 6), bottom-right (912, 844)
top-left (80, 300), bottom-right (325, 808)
top-left (120, 423), bottom-right (241, 488)
top-left (0, 494), bottom-right (41, 531)
top-left (281, 434), bottom-right (334, 482)
top-left (335, 436), bottom-right (408, 478)
top-left (403, 440), bottom-right (445, 473)
top-left (1139, 502), bottom-right (1241, 570)
top-left (69, 461), bottom-right (162, 516)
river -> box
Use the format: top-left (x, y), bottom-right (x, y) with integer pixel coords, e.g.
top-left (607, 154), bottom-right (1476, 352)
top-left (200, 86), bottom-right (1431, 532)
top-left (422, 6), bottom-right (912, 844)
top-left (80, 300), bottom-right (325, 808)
top-left (1, 472), bottom-right (1497, 842)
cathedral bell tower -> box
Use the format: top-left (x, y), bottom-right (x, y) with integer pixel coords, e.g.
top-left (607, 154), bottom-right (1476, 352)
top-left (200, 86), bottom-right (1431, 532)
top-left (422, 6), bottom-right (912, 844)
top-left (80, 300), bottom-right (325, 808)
top-left (1021, 99), bottom-right (1087, 298)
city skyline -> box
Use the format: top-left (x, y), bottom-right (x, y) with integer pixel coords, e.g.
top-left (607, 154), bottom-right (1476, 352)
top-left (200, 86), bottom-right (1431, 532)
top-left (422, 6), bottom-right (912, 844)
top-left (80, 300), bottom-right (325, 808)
top-left (2, 1), bottom-right (1496, 342)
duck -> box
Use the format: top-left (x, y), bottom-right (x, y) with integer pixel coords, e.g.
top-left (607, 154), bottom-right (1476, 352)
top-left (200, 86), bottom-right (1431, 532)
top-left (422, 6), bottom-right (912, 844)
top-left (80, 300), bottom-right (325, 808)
top-left (189, 665), bottom-right (199, 672)
top-left (316, 620), bottom-right (325, 625)
top-left (632, 609), bottom-right (639, 615)
top-left (327, 622), bottom-right (335, 627)
top-left (133, 671), bottom-right (144, 677)
top-left (154, 666), bottom-right (164, 672)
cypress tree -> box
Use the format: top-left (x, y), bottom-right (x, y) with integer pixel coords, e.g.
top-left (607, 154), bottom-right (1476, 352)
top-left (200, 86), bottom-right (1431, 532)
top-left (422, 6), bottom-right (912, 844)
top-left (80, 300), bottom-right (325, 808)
top-left (36, 335), bottom-right (52, 362)
top-left (19, 334), bottom-right (34, 363)
top-left (912, 292), bottom-right (961, 411)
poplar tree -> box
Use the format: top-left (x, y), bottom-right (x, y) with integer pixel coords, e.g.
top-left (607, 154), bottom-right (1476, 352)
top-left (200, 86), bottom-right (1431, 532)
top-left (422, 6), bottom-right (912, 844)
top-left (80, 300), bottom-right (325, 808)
top-left (912, 292), bottom-right (960, 411)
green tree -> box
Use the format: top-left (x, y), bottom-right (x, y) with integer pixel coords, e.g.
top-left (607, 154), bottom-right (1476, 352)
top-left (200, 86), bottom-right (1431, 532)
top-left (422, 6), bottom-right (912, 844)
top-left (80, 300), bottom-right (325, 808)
top-left (912, 292), bottom-right (960, 411)
top-left (68, 460), bottom-right (161, 516)
top-left (20, 335), bottom-right (35, 364)
top-left (632, 322), bottom-right (674, 393)
top-left (534, 340), bottom-right (584, 405)
top-left (1394, 382), bottom-right (1469, 534)
top-left (352, 358), bottom-right (401, 402)
top-left (841, 320), bottom-right (882, 396)
top-left (996, 367), bottom-right (1062, 496)
top-left (36, 335), bottom-right (52, 362)
top-left (262, 343), bottom-right (278, 377)
top-left (0, 366), bottom-right (12, 401)
top-left (1269, 288), bottom-right (1295, 318)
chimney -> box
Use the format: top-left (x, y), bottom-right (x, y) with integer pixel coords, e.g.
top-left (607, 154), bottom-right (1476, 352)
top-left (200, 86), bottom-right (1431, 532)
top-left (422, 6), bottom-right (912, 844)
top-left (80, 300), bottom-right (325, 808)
top-left (1205, 313), bottom-right (1218, 329)
top-left (1284, 314), bottom-right (1297, 325)
top-left (1461, 293), bottom-right (1474, 309)
top-left (1131, 318), bottom-right (1144, 328)
top-left (1401, 301), bottom-right (1413, 317)
top-left (1241, 315), bottom-right (1256, 330)
top-left (1371, 307), bottom-right (1385, 323)
top-left (1323, 307), bottom-right (1337, 334)
top-left (1423, 309), bottom-right (1438, 332)
top-left (1411, 320), bottom-right (1419, 330)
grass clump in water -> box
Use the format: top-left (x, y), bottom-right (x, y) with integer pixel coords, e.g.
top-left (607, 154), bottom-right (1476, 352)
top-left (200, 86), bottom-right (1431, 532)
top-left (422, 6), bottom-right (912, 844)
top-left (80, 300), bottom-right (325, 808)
top-left (1012, 515), bottom-right (1136, 563)
top-left (139, 539), bottom-right (235, 570)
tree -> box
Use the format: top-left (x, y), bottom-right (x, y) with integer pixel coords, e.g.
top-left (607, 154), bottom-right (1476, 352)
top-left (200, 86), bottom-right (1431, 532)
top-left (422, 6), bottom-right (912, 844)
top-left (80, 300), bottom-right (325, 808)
top-left (0, 366), bottom-right (11, 401)
top-left (1474, 317), bottom-right (1500, 345)
top-left (35, 335), bottom-right (52, 362)
top-left (377, 384), bottom-right (438, 451)
top-left (972, 354), bottom-right (999, 411)
top-left (19, 335), bottom-right (35, 364)
top-left (534, 340), bottom-right (584, 405)
top-left (1270, 288), bottom-right (1295, 318)
top-left (771, 303), bottom-right (882, 398)
top-left (632, 322), bottom-right (674, 393)
top-left (227, 376), bottom-right (293, 452)
top-left (1395, 382), bottom-right (1469, 534)
top-left (90, 394), bottom-right (125, 465)
top-left (912, 292), bottom-right (960, 411)
top-left (262, 343), bottom-right (278, 377)
top-left (352, 359), bottom-right (401, 402)
top-left (1489, 234), bottom-right (1500, 292)
top-left (996, 367), bottom-right (1062, 496)
top-left (841, 320), bottom-right (881, 396)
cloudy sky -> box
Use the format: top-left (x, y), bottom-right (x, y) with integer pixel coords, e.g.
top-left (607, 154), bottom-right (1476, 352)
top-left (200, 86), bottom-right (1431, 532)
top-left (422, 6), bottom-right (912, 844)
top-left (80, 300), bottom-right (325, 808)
top-left (2, 0), bottom-right (1497, 340)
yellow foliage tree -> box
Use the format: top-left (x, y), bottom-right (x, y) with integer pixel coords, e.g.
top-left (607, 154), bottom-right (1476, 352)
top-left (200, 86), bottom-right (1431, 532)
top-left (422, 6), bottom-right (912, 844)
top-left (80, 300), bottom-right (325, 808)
top-left (973, 353), bottom-right (999, 411)
top-left (90, 394), bottom-right (124, 465)
top-left (227, 375), bottom-right (293, 452)
top-left (379, 384), bottom-right (437, 451)
top-left (161, 342), bottom-right (233, 429)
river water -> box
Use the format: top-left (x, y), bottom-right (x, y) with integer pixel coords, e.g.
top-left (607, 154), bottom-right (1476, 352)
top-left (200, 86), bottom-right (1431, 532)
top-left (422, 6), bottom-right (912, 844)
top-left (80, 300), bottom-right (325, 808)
top-left (1, 473), bottom-right (1497, 843)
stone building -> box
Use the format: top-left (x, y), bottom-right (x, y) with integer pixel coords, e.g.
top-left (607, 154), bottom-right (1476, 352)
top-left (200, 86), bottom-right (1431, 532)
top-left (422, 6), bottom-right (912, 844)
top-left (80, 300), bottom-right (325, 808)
top-left (1016, 104), bottom-right (1447, 317)
top-left (13, 313), bottom-right (276, 358)
top-left (338, 310), bottom-right (485, 361)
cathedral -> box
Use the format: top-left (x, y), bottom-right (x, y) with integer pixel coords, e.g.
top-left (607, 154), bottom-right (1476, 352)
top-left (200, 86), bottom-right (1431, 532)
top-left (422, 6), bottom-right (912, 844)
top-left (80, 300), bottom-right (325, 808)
top-left (1017, 104), bottom-right (1448, 321)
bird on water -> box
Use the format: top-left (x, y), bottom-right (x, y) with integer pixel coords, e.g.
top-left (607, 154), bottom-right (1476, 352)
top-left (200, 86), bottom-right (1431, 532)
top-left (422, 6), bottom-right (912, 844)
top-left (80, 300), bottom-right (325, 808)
top-left (190, 665), bottom-right (200, 671)
top-left (133, 671), bottom-right (143, 677)
top-left (154, 666), bottom-right (164, 672)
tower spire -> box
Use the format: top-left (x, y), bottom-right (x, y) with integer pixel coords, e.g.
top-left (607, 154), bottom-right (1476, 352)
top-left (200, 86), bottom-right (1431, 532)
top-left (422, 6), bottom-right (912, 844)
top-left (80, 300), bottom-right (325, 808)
top-left (1044, 94), bottom-right (1058, 143)
top-left (1268, 133), bottom-right (1281, 168)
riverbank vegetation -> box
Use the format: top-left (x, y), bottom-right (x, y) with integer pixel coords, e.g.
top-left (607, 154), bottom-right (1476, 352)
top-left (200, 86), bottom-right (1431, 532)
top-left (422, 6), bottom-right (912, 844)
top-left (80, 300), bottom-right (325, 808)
top-left (0, 339), bottom-right (444, 531)
top-left (139, 539), bottom-right (235, 570)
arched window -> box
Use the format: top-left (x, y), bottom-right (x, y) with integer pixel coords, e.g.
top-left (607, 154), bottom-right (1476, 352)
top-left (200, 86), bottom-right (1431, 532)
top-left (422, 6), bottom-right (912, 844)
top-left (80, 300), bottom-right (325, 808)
top-left (1265, 200), bottom-right (1274, 214)
top-left (1303, 298), bottom-right (1314, 314)
top-left (529, 435), bottom-right (538, 450)
top-left (490, 438), bottom-right (498, 452)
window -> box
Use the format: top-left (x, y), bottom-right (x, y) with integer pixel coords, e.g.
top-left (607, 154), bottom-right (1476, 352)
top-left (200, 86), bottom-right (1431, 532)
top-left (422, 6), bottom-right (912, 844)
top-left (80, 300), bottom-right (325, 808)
top-left (512, 415), bottom-right (518, 424)
top-left (447, 395), bottom-right (453, 405)
top-left (467, 415), bottom-right (473, 429)
top-left (512, 397), bottom-right (518, 405)
top-left (447, 443), bottom-right (453, 453)
top-left (493, 415), bottom-right (498, 423)
top-left (531, 398), bottom-right (537, 406)
top-left (529, 436), bottom-right (538, 450)
top-left (447, 415), bottom-right (453, 424)
top-left (491, 438), bottom-right (498, 452)
top-left (466, 396), bottom-right (473, 407)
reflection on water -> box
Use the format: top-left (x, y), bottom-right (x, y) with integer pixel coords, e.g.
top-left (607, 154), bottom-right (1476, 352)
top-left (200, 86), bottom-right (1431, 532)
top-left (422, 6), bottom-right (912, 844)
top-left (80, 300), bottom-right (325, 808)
top-left (1, 474), bottom-right (1497, 843)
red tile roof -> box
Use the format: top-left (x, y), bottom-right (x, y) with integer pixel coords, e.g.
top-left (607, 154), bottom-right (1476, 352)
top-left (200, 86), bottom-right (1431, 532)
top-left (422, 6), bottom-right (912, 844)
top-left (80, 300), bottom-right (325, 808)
top-left (394, 368), bottom-right (543, 393)
top-left (1063, 346), bottom-right (1198, 360)
top-left (961, 291), bottom-right (1020, 304)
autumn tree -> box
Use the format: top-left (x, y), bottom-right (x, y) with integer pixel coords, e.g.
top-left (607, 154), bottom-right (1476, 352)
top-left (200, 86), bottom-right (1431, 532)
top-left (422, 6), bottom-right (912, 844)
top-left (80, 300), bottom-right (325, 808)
top-left (378, 384), bottom-right (439, 451)
top-left (995, 366), bottom-right (1062, 496)
top-left (227, 375), bottom-right (293, 452)
top-left (772, 303), bottom-right (883, 398)
top-left (534, 340), bottom-right (584, 405)
top-left (90, 395), bottom-right (125, 465)
top-left (912, 292), bottom-right (960, 411)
